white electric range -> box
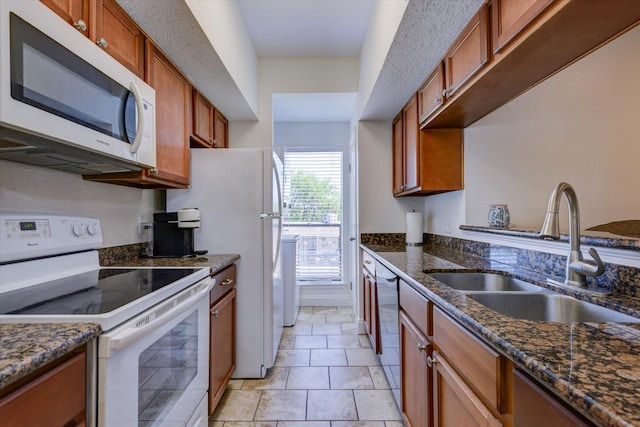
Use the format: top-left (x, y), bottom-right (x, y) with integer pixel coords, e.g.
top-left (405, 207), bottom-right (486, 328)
top-left (0, 212), bottom-right (213, 427)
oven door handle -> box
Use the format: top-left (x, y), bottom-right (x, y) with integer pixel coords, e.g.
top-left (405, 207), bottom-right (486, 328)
top-left (101, 277), bottom-right (215, 357)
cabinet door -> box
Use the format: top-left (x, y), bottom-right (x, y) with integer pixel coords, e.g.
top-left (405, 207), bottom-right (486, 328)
top-left (40, 0), bottom-right (89, 36)
top-left (432, 351), bottom-right (502, 427)
top-left (513, 369), bottom-right (590, 427)
top-left (363, 269), bottom-right (380, 353)
top-left (418, 62), bottom-right (445, 124)
top-left (92, 0), bottom-right (145, 78)
top-left (213, 109), bottom-right (229, 148)
top-left (392, 112), bottom-right (404, 195)
top-left (145, 41), bottom-right (191, 186)
top-left (0, 351), bottom-right (86, 427)
top-left (191, 90), bottom-right (215, 148)
top-left (443, 5), bottom-right (489, 98)
top-left (399, 310), bottom-right (431, 427)
top-left (492, 0), bottom-right (555, 53)
top-left (209, 288), bottom-right (236, 414)
top-left (402, 94), bottom-right (419, 192)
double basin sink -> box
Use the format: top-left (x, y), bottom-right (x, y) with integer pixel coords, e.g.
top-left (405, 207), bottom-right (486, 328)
top-left (429, 272), bottom-right (639, 323)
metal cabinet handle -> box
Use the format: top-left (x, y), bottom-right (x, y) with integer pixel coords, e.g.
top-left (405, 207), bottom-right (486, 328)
top-left (364, 260), bottom-right (372, 265)
top-left (211, 309), bottom-right (219, 317)
top-left (96, 37), bottom-right (108, 49)
top-left (213, 139), bottom-right (219, 148)
top-left (435, 97), bottom-right (442, 105)
top-left (221, 278), bottom-right (234, 286)
top-left (426, 355), bottom-right (437, 368)
top-left (366, 274), bottom-right (372, 280)
top-left (74, 19), bottom-right (87, 32)
top-left (417, 343), bottom-right (428, 353)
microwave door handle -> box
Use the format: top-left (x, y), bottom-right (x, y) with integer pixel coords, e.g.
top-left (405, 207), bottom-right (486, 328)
top-left (128, 81), bottom-right (145, 154)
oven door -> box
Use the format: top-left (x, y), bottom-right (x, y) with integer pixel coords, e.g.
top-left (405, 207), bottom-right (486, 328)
top-left (97, 277), bottom-right (213, 427)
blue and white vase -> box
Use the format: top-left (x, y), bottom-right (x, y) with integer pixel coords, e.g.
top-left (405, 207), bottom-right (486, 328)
top-left (488, 204), bottom-right (510, 228)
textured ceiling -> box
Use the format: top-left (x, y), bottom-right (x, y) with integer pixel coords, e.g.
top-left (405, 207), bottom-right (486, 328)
top-left (116, 0), bottom-right (484, 122)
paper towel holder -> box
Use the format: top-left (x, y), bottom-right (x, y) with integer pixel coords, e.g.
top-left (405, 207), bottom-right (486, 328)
top-left (406, 210), bottom-right (424, 246)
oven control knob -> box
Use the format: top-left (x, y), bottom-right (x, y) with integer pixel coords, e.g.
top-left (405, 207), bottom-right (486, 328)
top-left (87, 223), bottom-right (99, 236)
top-left (73, 223), bottom-right (86, 236)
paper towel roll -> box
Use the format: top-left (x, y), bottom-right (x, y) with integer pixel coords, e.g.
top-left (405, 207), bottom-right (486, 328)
top-left (406, 212), bottom-right (423, 244)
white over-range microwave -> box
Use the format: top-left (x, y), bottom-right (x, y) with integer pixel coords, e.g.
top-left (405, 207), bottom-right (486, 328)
top-left (0, 1), bottom-right (156, 174)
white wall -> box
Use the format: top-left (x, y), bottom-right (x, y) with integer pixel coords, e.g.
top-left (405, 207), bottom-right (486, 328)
top-left (231, 57), bottom-right (360, 150)
top-left (357, 120), bottom-right (423, 233)
top-left (0, 160), bottom-right (157, 247)
top-left (421, 24), bottom-right (640, 240)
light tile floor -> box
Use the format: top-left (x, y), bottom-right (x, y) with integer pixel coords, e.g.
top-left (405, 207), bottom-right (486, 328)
top-left (209, 306), bottom-right (404, 427)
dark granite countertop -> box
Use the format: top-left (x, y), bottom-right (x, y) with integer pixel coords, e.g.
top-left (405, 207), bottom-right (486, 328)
top-left (0, 253), bottom-right (239, 392)
top-left (362, 243), bottom-right (640, 427)
top-left (106, 253), bottom-right (241, 274)
top-left (0, 323), bottom-right (101, 390)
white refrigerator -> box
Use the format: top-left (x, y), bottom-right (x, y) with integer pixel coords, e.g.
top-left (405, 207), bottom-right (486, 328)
top-left (167, 148), bottom-right (284, 378)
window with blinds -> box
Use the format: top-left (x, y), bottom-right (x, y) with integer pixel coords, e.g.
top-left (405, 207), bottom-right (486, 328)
top-left (282, 150), bottom-right (343, 283)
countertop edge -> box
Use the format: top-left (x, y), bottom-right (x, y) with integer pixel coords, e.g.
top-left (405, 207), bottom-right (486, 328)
top-left (0, 323), bottom-right (101, 390)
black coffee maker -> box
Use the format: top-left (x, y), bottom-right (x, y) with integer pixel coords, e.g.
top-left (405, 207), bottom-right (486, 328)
top-left (152, 209), bottom-right (204, 257)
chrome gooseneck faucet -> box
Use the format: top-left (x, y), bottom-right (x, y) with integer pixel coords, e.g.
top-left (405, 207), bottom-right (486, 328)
top-left (540, 182), bottom-right (606, 291)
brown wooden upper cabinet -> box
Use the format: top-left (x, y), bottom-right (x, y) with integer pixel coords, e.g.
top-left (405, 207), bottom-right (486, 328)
top-left (419, 4), bottom-right (490, 125)
top-left (393, 93), bottom-right (463, 197)
top-left (40, 0), bottom-right (89, 35)
top-left (491, 0), bottom-right (555, 54)
top-left (443, 5), bottom-right (490, 99)
top-left (92, 0), bottom-right (145, 78)
top-left (42, 0), bottom-right (145, 78)
top-left (191, 90), bottom-right (229, 149)
top-left (84, 41), bottom-right (192, 188)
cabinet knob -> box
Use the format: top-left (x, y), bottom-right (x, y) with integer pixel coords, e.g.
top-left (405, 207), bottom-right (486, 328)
top-left (442, 89), bottom-right (451, 99)
top-left (426, 355), bottom-right (437, 368)
top-left (435, 96), bottom-right (442, 105)
top-left (149, 168), bottom-right (159, 175)
top-left (211, 309), bottom-right (219, 317)
top-left (74, 19), bottom-right (87, 32)
top-left (364, 260), bottom-right (372, 265)
top-left (213, 139), bottom-right (219, 148)
top-left (417, 343), bottom-right (428, 353)
top-left (221, 278), bottom-right (234, 286)
top-left (96, 37), bottom-right (108, 49)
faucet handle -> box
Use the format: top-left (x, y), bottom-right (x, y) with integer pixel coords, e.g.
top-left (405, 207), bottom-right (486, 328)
top-left (570, 248), bottom-right (605, 277)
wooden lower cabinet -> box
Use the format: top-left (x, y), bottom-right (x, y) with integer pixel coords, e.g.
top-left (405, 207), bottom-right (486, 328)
top-left (362, 267), bottom-right (380, 354)
top-left (513, 369), bottom-right (591, 427)
top-left (399, 309), bottom-right (432, 427)
top-left (0, 347), bottom-right (87, 427)
top-left (433, 351), bottom-right (501, 427)
top-left (209, 264), bottom-right (237, 415)
top-left (209, 287), bottom-right (236, 414)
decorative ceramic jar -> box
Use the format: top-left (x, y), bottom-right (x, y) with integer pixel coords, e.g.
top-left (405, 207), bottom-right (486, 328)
top-left (488, 204), bottom-right (510, 228)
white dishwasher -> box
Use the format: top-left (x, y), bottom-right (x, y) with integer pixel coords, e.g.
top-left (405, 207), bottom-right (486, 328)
top-left (282, 235), bottom-right (299, 326)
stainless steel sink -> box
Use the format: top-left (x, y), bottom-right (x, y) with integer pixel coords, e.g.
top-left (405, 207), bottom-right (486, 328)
top-left (468, 293), bottom-right (640, 323)
top-left (429, 272), bottom-right (546, 293)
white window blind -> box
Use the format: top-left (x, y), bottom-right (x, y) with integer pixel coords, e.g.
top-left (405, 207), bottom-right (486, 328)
top-left (283, 151), bottom-right (343, 283)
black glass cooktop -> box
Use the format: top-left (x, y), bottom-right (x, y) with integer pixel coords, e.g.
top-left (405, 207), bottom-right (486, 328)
top-left (0, 268), bottom-right (202, 315)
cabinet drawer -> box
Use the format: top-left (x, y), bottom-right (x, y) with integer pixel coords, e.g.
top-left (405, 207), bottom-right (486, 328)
top-left (0, 351), bottom-right (86, 426)
top-left (399, 280), bottom-right (431, 337)
top-left (433, 307), bottom-right (507, 414)
top-left (210, 264), bottom-right (237, 305)
top-left (362, 251), bottom-right (376, 276)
